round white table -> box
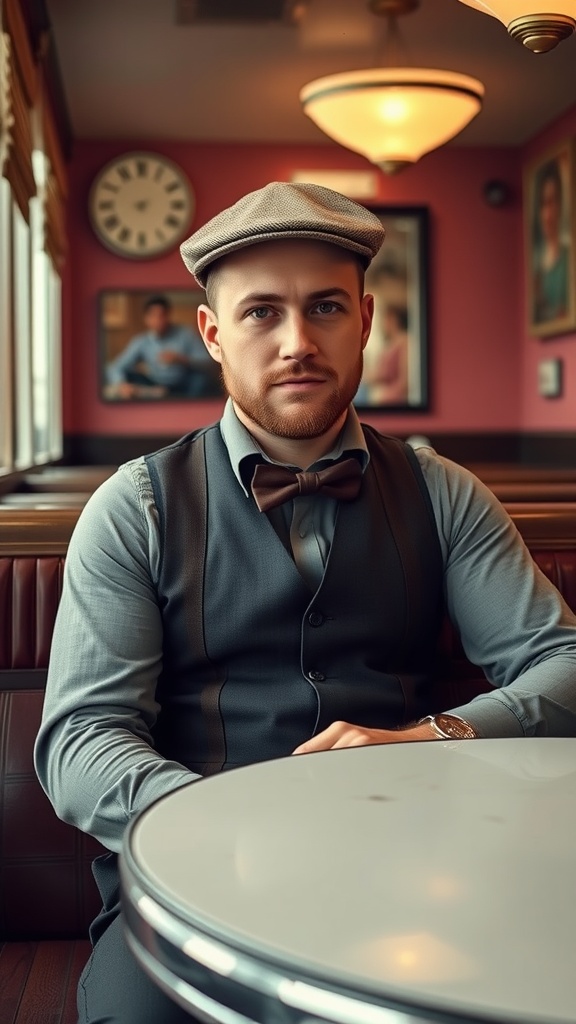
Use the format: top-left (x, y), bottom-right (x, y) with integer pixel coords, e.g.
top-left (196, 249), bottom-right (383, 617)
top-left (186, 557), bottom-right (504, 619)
top-left (120, 739), bottom-right (576, 1024)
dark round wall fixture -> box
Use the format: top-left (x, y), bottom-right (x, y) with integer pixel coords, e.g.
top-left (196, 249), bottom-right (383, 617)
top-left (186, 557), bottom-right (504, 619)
top-left (483, 179), bottom-right (511, 207)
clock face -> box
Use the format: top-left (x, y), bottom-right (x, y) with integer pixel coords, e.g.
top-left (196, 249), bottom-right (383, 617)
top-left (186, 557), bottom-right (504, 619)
top-left (89, 152), bottom-right (194, 258)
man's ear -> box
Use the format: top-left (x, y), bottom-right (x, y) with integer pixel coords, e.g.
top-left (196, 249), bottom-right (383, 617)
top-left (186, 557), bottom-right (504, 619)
top-left (197, 304), bottom-right (222, 364)
top-left (361, 293), bottom-right (374, 350)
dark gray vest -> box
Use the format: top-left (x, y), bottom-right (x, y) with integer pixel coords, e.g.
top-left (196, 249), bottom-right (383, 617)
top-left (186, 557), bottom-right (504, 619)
top-left (145, 423), bottom-right (443, 775)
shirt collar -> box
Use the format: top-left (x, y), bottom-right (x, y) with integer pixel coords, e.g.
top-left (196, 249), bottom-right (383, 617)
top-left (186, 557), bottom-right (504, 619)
top-left (219, 397), bottom-right (370, 498)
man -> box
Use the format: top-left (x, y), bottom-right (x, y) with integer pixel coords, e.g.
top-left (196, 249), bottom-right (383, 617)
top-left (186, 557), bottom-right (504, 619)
top-left (35, 182), bottom-right (576, 1023)
top-left (106, 293), bottom-right (217, 398)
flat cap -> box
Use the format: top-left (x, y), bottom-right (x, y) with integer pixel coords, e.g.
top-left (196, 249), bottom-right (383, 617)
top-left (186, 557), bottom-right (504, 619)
top-left (180, 181), bottom-right (385, 287)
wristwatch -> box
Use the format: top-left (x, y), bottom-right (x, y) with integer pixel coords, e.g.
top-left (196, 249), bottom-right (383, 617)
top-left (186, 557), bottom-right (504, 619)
top-left (418, 713), bottom-right (478, 739)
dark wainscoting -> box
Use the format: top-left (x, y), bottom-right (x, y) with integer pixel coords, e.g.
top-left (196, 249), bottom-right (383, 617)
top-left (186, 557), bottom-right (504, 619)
top-left (518, 433), bottom-right (576, 466)
top-left (62, 431), bottom-right (576, 468)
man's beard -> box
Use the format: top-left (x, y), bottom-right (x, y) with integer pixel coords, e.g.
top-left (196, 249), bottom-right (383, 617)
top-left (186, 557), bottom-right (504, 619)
top-left (220, 354), bottom-right (364, 440)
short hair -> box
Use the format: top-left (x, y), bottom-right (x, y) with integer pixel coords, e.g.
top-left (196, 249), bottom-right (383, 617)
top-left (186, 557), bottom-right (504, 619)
top-left (204, 263), bottom-right (222, 313)
top-left (144, 294), bottom-right (171, 313)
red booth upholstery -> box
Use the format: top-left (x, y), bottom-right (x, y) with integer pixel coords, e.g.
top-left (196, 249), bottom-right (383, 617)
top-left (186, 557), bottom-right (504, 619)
top-left (1, 502), bottom-right (576, 1023)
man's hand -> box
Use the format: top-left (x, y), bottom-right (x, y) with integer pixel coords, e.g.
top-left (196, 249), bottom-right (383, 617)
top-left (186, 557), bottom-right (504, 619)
top-left (292, 719), bottom-right (439, 754)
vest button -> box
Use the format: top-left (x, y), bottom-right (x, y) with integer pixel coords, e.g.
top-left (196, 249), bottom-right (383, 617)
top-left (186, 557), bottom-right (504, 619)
top-left (308, 669), bottom-right (326, 683)
top-left (308, 612), bottom-right (324, 627)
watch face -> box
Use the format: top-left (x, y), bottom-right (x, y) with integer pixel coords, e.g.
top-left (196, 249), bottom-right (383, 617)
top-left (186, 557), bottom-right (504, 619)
top-left (435, 714), bottom-right (477, 739)
top-left (89, 152), bottom-right (194, 258)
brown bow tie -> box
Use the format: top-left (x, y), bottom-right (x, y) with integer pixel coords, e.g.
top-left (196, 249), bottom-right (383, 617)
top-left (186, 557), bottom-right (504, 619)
top-left (251, 457), bottom-right (362, 513)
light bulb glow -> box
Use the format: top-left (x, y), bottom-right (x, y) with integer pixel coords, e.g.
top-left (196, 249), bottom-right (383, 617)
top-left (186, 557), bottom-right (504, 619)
top-left (379, 93), bottom-right (410, 123)
top-left (300, 68), bottom-right (484, 170)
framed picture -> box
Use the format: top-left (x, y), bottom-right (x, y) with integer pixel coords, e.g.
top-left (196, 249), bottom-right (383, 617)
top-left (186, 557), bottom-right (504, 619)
top-left (354, 206), bottom-right (429, 412)
top-left (538, 357), bottom-right (563, 398)
top-left (99, 288), bottom-right (224, 402)
top-left (524, 140), bottom-right (576, 338)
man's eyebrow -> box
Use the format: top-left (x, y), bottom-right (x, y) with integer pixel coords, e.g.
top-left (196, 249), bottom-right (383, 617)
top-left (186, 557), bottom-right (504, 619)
top-left (235, 287), bottom-right (353, 306)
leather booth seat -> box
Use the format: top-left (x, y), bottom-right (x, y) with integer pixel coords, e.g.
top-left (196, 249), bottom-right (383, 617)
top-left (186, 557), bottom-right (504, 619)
top-left (0, 511), bottom-right (101, 1024)
top-left (1, 503), bottom-right (576, 1022)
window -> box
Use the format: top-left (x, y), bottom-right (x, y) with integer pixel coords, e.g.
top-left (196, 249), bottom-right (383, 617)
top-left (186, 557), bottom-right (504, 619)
top-left (0, 177), bottom-right (13, 475)
top-left (0, 2), bottom-right (64, 479)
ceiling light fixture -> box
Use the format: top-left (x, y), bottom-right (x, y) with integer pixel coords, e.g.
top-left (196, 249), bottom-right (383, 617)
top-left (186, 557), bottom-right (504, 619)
top-left (300, 0), bottom-right (484, 175)
top-left (456, 1), bottom-right (576, 52)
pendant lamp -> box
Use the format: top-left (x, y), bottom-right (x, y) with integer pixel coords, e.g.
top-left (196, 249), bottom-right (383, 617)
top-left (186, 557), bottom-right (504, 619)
top-left (456, 1), bottom-right (576, 52)
top-left (300, 0), bottom-right (484, 175)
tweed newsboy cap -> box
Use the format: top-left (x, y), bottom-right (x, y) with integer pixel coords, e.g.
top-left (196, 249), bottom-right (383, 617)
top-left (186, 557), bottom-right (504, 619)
top-left (180, 181), bottom-right (385, 287)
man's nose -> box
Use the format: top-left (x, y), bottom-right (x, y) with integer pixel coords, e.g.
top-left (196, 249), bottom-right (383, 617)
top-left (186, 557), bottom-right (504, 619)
top-left (278, 315), bottom-right (318, 361)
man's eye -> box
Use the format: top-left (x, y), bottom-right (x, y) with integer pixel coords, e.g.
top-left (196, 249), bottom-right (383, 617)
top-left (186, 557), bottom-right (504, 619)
top-left (249, 307), bottom-right (272, 320)
top-left (314, 301), bottom-right (339, 314)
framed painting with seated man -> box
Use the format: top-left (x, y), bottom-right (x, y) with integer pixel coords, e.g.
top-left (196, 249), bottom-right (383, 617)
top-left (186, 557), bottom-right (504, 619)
top-left (100, 289), bottom-right (224, 401)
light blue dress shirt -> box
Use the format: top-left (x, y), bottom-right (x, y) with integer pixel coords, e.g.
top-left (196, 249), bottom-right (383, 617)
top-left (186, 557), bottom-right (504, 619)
top-left (106, 323), bottom-right (211, 394)
top-left (34, 401), bottom-right (576, 851)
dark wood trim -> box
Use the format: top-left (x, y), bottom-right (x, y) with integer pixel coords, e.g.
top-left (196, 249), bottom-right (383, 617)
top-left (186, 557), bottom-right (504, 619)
top-left (0, 669), bottom-right (48, 690)
top-left (1, 500), bottom-right (576, 553)
top-left (63, 434), bottom-right (182, 465)
top-left (424, 433), bottom-right (521, 465)
top-left (0, 472), bottom-right (25, 498)
top-left (0, 507), bottom-right (80, 554)
top-left (519, 433), bottom-right (576, 466)
top-left (505, 503), bottom-right (576, 548)
top-left (62, 431), bottom-right (576, 468)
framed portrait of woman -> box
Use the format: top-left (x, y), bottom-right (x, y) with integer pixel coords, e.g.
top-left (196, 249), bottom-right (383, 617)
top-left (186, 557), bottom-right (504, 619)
top-left (524, 139), bottom-right (576, 338)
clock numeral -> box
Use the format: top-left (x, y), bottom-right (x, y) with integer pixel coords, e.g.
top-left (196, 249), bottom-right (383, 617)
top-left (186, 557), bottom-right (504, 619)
top-left (102, 182), bottom-right (119, 193)
top-left (103, 215), bottom-right (120, 231)
top-left (137, 232), bottom-right (147, 249)
top-left (117, 165), bottom-right (132, 182)
top-left (165, 215), bottom-right (181, 229)
top-left (136, 160), bottom-right (148, 177)
top-left (170, 199), bottom-right (186, 211)
top-left (118, 227), bottom-right (132, 244)
top-left (154, 164), bottom-right (165, 182)
top-left (165, 180), bottom-right (183, 193)
top-left (98, 200), bottom-right (115, 211)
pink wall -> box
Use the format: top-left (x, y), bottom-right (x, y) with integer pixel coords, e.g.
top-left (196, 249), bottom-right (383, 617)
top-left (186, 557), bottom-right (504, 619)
top-left (520, 106), bottom-right (576, 431)
top-left (64, 140), bottom-right (522, 439)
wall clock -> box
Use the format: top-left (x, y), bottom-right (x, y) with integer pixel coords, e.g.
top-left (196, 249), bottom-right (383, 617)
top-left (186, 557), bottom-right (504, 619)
top-left (88, 152), bottom-right (194, 259)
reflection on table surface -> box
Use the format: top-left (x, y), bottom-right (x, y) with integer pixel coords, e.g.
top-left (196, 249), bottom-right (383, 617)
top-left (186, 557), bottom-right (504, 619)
top-left (122, 740), bottom-right (576, 1024)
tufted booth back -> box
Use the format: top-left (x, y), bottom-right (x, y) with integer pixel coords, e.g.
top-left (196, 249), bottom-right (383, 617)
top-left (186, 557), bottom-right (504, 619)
top-left (0, 510), bottom-right (105, 942)
top-left (0, 556), bottom-right (64, 672)
top-left (1, 503), bottom-right (576, 942)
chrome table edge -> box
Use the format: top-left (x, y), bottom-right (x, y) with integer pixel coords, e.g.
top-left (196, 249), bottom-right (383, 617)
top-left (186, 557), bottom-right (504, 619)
top-left (120, 857), bottom-right (509, 1024)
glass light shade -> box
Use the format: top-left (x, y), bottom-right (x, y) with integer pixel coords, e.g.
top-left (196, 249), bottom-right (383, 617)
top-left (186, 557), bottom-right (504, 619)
top-left (300, 68), bottom-right (484, 174)
top-left (457, 1), bottom-right (576, 50)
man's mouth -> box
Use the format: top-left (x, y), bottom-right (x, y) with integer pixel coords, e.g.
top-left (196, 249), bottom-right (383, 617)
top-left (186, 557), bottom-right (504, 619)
top-left (273, 376), bottom-right (327, 386)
